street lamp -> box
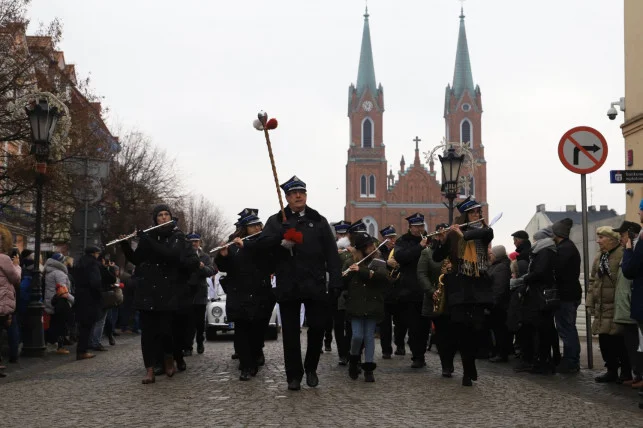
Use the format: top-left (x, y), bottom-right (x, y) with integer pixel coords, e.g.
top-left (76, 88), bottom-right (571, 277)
top-left (22, 98), bottom-right (60, 357)
top-left (438, 147), bottom-right (465, 224)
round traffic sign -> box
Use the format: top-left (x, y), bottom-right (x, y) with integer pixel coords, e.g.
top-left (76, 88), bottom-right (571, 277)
top-left (558, 126), bottom-right (608, 174)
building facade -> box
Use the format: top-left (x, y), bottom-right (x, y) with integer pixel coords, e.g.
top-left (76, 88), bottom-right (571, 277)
top-left (622, 0), bottom-right (643, 221)
top-left (344, 8), bottom-right (488, 236)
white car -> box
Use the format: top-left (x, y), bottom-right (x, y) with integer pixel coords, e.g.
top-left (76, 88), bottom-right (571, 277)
top-left (205, 286), bottom-right (280, 341)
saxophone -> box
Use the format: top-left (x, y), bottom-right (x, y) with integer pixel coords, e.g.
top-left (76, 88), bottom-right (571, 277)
top-left (432, 259), bottom-right (451, 314)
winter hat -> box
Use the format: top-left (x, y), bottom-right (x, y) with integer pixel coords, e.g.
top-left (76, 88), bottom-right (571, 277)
top-left (552, 218), bottom-right (573, 239)
top-left (84, 245), bottom-right (101, 255)
top-left (491, 245), bottom-right (507, 259)
top-left (21, 249), bottom-right (33, 260)
top-left (533, 227), bottom-right (554, 241)
top-left (353, 232), bottom-right (375, 251)
top-left (152, 204), bottom-right (172, 224)
top-left (51, 253), bottom-right (64, 262)
top-left (508, 251), bottom-right (518, 261)
top-left (596, 226), bottom-right (619, 241)
top-left (613, 221), bottom-right (642, 235)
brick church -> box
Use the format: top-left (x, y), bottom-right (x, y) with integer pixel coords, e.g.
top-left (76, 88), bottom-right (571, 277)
top-left (344, 8), bottom-right (488, 237)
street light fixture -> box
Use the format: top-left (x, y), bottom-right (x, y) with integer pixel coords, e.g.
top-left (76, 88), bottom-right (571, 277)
top-left (438, 146), bottom-right (465, 224)
top-left (21, 98), bottom-right (60, 357)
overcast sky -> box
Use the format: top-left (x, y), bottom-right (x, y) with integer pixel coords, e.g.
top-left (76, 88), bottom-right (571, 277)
top-left (29, 0), bottom-right (626, 249)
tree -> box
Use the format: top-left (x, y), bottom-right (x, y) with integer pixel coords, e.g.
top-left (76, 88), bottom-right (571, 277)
top-left (181, 194), bottom-right (229, 252)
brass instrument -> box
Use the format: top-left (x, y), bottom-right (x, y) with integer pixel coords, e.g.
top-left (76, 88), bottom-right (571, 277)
top-left (388, 248), bottom-right (400, 280)
top-left (433, 259), bottom-right (452, 314)
top-left (105, 220), bottom-right (176, 246)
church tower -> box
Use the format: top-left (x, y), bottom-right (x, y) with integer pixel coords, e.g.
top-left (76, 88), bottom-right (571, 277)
top-left (345, 7), bottom-right (387, 234)
top-left (444, 7), bottom-right (488, 216)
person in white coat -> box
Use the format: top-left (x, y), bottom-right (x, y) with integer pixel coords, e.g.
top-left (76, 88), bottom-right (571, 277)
top-left (44, 253), bottom-right (74, 354)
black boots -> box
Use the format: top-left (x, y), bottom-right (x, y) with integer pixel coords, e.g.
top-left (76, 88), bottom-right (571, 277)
top-left (595, 370), bottom-right (619, 383)
top-left (196, 343), bottom-right (204, 354)
top-left (305, 371), bottom-right (319, 387)
top-left (363, 362), bottom-right (376, 382)
top-left (348, 355), bottom-right (360, 380)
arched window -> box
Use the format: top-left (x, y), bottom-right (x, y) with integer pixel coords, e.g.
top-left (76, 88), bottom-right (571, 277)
top-left (458, 174), bottom-right (475, 197)
top-left (363, 216), bottom-right (378, 238)
top-left (461, 119), bottom-right (472, 146)
top-left (362, 118), bottom-right (373, 148)
top-left (360, 175), bottom-right (367, 197)
top-left (368, 174), bottom-right (376, 197)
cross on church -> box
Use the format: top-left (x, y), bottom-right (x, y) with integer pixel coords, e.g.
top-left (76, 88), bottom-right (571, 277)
top-left (413, 136), bottom-right (421, 150)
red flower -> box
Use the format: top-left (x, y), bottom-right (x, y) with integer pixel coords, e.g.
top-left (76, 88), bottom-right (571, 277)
top-left (283, 227), bottom-right (303, 244)
top-left (266, 118), bottom-right (278, 130)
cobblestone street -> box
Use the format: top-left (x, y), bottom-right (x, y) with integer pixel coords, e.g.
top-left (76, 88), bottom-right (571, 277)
top-left (1, 331), bottom-right (641, 427)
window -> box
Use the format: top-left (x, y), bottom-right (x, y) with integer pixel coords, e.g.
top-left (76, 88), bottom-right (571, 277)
top-left (363, 216), bottom-right (378, 237)
top-left (362, 118), bottom-right (373, 148)
top-left (462, 103), bottom-right (471, 112)
top-left (458, 174), bottom-right (475, 198)
top-left (360, 175), bottom-right (367, 197)
top-left (461, 119), bottom-right (472, 146)
top-left (368, 174), bottom-right (376, 197)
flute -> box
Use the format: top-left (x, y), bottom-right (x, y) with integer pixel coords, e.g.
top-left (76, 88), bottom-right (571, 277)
top-left (105, 220), bottom-right (176, 246)
top-left (342, 239), bottom-right (389, 276)
top-left (422, 218), bottom-right (486, 239)
top-left (209, 231), bottom-right (262, 253)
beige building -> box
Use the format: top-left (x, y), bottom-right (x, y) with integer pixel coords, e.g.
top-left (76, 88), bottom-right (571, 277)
top-left (622, 0), bottom-right (643, 220)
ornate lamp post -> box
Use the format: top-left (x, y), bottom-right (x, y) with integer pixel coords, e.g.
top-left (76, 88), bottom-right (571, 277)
top-left (21, 98), bottom-right (60, 357)
top-left (438, 147), bottom-right (465, 224)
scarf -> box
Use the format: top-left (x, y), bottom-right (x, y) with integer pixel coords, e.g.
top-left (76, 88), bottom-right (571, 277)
top-left (459, 235), bottom-right (489, 277)
top-left (598, 246), bottom-right (618, 278)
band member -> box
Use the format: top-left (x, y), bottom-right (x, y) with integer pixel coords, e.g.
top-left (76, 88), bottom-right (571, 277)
top-left (120, 204), bottom-right (199, 384)
top-left (185, 233), bottom-right (215, 356)
top-left (344, 232), bottom-right (390, 382)
top-left (377, 225), bottom-right (403, 359)
top-left (215, 209), bottom-right (275, 381)
top-left (327, 220), bottom-right (352, 365)
top-left (394, 213), bottom-right (430, 368)
top-left (256, 176), bottom-right (341, 391)
top-left (418, 223), bottom-right (456, 377)
top-left (433, 198), bottom-right (494, 386)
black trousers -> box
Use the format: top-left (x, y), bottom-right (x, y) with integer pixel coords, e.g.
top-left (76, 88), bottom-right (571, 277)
top-left (173, 307), bottom-right (192, 360)
top-left (393, 303), bottom-right (408, 349)
top-left (599, 333), bottom-right (631, 375)
top-left (140, 310), bottom-right (174, 368)
top-left (379, 303), bottom-right (396, 354)
top-left (403, 301), bottom-right (429, 361)
top-left (433, 315), bottom-right (457, 370)
top-left (187, 304), bottom-right (207, 349)
top-left (623, 323), bottom-right (643, 377)
top-left (234, 318), bottom-right (266, 371)
top-left (453, 320), bottom-right (478, 378)
top-left (519, 321), bottom-right (552, 365)
top-left (76, 321), bottom-right (92, 355)
top-left (280, 299), bottom-right (327, 382)
top-left (490, 308), bottom-right (512, 359)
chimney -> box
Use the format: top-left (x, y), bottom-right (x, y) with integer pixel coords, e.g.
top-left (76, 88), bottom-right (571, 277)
top-left (565, 205), bottom-right (576, 212)
top-left (588, 205), bottom-right (596, 212)
top-left (536, 204), bottom-right (546, 212)
top-left (599, 205), bottom-right (608, 211)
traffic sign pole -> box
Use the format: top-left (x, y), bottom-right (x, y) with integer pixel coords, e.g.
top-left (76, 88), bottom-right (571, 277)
top-left (580, 174), bottom-right (593, 369)
top-left (558, 126), bottom-right (608, 371)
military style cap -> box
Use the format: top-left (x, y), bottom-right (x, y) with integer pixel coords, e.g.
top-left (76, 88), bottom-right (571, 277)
top-left (405, 212), bottom-right (425, 226)
top-left (456, 197), bottom-right (482, 214)
top-left (379, 225), bottom-right (397, 237)
top-left (333, 220), bottom-right (351, 234)
top-left (186, 233), bottom-right (201, 241)
top-left (280, 176), bottom-right (306, 193)
top-left (348, 219), bottom-right (367, 233)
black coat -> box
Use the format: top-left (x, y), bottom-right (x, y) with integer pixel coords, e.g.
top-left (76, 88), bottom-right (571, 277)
top-left (393, 232), bottom-right (425, 303)
top-left (488, 255), bottom-right (511, 310)
top-left (521, 240), bottom-right (557, 324)
top-left (215, 237), bottom-right (276, 322)
top-left (189, 249), bottom-right (215, 305)
top-left (516, 240), bottom-right (532, 264)
top-left (121, 227), bottom-right (199, 312)
top-left (73, 255), bottom-right (103, 324)
top-left (555, 238), bottom-right (582, 302)
top-left (257, 206), bottom-right (341, 302)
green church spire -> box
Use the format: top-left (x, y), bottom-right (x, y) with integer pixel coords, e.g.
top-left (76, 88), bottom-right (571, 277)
top-left (356, 6), bottom-right (377, 98)
top-left (452, 7), bottom-right (475, 99)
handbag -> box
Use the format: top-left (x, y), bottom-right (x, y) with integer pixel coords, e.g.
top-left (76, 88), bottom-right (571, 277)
top-left (541, 287), bottom-right (560, 311)
top-left (102, 286), bottom-right (124, 309)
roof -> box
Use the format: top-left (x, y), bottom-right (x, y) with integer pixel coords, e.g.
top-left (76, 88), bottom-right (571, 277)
top-left (451, 8), bottom-right (475, 99)
top-left (545, 209), bottom-right (619, 225)
top-left (355, 7), bottom-right (377, 98)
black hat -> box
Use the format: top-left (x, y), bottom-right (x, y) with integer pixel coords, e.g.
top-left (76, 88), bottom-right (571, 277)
top-left (405, 212), bottom-right (425, 226)
top-left (613, 221), bottom-right (642, 235)
top-left (152, 204), bottom-right (172, 224)
top-left (456, 197), bottom-right (482, 214)
top-left (435, 223), bottom-right (450, 231)
top-left (333, 220), bottom-right (351, 234)
top-left (552, 218), bottom-right (574, 239)
top-left (348, 219), bottom-right (367, 234)
top-left (511, 230), bottom-right (529, 240)
top-left (379, 225), bottom-right (397, 237)
top-left (353, 232), bottom-right (374, 251)
top-left (84, 245), bottom-right (101, 255)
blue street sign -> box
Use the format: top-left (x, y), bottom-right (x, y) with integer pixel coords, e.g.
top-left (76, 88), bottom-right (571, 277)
top-left (610, 170), bottom-right (643, 183)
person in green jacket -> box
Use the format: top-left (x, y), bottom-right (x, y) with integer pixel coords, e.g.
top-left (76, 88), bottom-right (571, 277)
top-left (343, 232), bottom-right (390, 382)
